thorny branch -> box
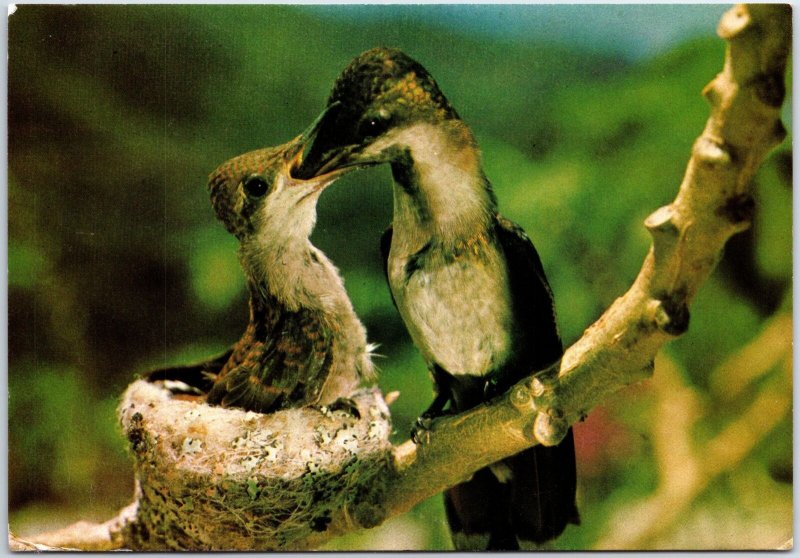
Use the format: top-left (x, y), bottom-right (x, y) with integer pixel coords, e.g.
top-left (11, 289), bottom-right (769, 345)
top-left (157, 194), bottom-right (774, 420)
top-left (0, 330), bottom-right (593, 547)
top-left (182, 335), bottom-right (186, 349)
top-left (11, 4), bottom-right (791, 551)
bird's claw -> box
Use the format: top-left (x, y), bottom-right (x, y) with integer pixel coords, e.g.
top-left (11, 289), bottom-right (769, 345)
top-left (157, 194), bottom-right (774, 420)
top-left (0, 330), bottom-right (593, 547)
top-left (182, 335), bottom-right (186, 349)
top-left (411, 414), bottom-right (435, 444)
top-left (483, 377), bottom-right (501, 399)
top-left (411, 409), bottom-right (456, 444)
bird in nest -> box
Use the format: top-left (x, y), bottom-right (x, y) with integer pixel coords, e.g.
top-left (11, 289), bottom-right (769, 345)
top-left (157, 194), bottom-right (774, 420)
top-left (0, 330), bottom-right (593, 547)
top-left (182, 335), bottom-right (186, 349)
top-left (146, 107), bottom-right (375, 414)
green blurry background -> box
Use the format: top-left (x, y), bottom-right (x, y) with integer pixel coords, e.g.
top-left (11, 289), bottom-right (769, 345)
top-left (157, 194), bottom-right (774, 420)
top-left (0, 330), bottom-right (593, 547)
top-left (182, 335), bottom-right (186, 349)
top-left (8, 5), bottom-right (792, 550)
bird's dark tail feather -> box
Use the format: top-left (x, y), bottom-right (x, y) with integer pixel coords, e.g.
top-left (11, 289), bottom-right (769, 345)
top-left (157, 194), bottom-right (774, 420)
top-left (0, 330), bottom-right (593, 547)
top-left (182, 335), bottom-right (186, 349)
top-left (141, 348), bottom-right (233, 393)
top-left (444, 428), bottom-right (579, 550)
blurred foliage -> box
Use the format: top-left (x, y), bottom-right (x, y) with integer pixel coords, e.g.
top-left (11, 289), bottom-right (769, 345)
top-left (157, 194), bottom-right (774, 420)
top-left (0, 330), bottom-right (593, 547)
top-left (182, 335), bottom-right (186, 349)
top-left (8, 5), bottom-right (791, 550)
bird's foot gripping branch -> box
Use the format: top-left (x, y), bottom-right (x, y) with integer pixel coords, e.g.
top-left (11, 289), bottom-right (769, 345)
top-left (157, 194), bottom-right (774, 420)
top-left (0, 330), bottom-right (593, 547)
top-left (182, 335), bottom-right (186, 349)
top-left (374, 0), bottom-right (791, 533)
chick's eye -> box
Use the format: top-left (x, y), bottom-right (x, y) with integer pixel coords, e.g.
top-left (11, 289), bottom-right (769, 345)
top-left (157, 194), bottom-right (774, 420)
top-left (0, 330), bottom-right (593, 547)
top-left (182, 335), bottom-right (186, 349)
top-left (243, 175), bottom-right (269, 198)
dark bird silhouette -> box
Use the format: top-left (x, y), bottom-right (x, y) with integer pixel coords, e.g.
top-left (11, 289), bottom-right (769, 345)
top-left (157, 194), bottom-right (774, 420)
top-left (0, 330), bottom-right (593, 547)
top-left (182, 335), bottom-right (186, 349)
top-left (148, 117), bottom-right (374, 414)
top-left (297, 47), bottom-right (579, 549)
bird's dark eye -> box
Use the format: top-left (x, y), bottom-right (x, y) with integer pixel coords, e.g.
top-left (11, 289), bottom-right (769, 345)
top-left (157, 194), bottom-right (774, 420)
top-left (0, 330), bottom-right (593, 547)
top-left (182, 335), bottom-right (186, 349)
top-left (243, 175), bottom-right (269, 198)
top-left (358, 111), bottom-right (393, 139)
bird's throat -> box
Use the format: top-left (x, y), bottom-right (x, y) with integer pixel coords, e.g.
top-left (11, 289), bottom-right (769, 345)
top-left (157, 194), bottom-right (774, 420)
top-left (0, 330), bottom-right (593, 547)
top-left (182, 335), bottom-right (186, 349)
top-left (388, 121), bottom-right (495, 249)
top-left (240, 237), bottom-right (350, 320)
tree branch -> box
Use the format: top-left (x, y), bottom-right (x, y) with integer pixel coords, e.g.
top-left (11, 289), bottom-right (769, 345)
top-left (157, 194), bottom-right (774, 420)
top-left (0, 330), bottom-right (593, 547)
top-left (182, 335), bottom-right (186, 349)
top-left (375, 1), bottom-right (791, 522)
top-left (14, 4), bottom-right (790, 551)
top-left (9, 502), bottom-right (138, 551)
top-left (596, 340), bottom-right (791, 549)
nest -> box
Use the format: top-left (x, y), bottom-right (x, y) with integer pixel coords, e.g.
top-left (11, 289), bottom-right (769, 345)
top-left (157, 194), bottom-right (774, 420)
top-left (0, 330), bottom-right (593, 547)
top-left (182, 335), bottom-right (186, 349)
top-left (117, 380), bottom-right (394, 551)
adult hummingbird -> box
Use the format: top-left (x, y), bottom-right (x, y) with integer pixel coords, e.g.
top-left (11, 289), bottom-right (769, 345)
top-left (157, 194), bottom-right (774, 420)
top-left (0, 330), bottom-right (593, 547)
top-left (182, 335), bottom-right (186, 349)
top-left (148, 114), bottom-right (374, 414)
top-left (296, 47), bottom-right (579, 549)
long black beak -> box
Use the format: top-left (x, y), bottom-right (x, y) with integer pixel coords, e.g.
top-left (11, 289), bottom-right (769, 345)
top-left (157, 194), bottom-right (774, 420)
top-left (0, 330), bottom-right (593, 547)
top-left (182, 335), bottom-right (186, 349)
top-left (297, 101), bottom-right (340, 149)
top-left (293, 102), bottom-right (354, 180)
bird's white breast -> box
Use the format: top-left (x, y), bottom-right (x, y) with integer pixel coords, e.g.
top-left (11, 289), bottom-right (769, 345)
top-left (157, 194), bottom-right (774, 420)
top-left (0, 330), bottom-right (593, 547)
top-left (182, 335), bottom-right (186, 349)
top-left (389, 247), bottom-right (514, 377)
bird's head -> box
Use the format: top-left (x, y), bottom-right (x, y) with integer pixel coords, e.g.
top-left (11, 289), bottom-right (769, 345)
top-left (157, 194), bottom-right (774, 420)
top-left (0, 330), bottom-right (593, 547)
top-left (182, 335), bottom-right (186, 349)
top-left (294, 47), bottom-right (461, 179)
top-left (209, 108), bottom-right (354, 243)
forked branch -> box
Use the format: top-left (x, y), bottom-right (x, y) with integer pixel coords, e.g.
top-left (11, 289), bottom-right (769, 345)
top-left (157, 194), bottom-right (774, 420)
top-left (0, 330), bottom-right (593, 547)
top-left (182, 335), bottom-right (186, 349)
top-left (375, 1), bottom-right (791, 524)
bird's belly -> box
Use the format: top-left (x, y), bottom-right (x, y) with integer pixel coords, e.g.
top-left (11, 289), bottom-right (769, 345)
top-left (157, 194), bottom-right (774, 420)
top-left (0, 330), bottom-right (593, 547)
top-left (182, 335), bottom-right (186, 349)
top-left (392, 258), bottom-right (513, 376)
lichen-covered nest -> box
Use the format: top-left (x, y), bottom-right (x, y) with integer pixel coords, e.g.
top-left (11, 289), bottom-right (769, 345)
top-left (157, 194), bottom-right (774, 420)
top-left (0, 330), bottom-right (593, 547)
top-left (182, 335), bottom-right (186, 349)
top-left (118, 380), bottom-right (393, 551)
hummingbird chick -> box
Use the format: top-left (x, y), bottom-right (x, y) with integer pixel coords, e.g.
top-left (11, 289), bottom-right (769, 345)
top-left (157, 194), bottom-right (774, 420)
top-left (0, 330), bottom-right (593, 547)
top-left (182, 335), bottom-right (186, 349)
top-left (200, 123), bottom-right (375, 414)
top-left (297, 47), bottom-right (579, 549)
